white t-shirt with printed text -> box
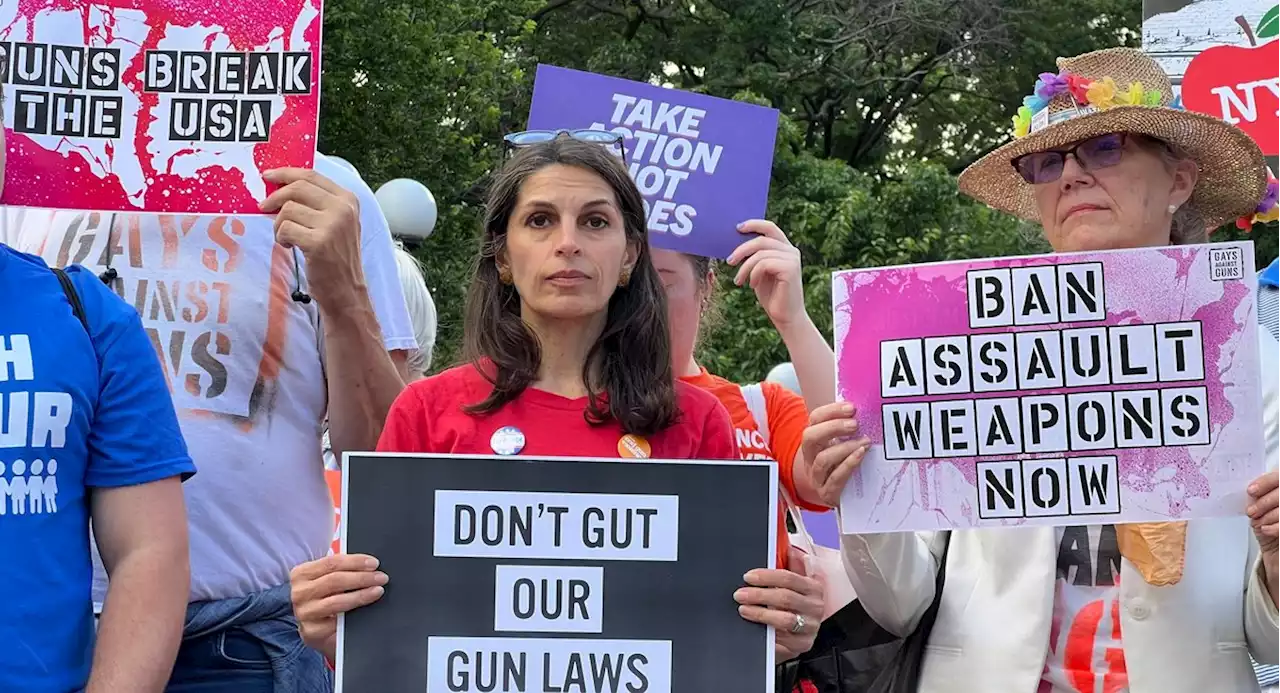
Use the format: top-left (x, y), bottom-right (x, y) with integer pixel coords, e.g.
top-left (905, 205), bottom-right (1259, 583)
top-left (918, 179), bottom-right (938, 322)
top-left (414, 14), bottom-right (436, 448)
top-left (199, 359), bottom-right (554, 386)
top-left (1, 154), bottom-right (416, 601)
top-left (1040, 524), bottom-right (1130, 693)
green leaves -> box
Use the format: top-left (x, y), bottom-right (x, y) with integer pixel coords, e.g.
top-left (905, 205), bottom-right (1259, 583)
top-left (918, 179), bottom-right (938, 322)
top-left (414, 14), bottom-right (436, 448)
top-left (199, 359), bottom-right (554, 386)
top-left (1258, 5), bottom-right (1279, 39)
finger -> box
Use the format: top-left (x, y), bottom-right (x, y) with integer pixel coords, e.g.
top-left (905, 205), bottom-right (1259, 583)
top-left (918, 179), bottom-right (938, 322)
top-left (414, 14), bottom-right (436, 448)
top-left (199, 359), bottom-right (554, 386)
top-left (734, 586), bottom-right (821, 616)
top-left (275, 218), bottom-right (314, 250)
top-left (1248, 488), bottom-right (1280, 518)
top-left (745, 254), bottom-right (798, 290)
top-left (811, 435), bottom-right (870, 482)
top-left (736, 219), bottom-right (789, 243)
top-left (733, 250), bottom-right (769, 286)
top-left (1249, 512), bottom-right (1280, 535)
top-left (737, 605), bottom-right (817, 634)
top-left (1249, 471), bottom-right (1280, 499)
top-left (743, 568), bottom-right (822, 596)
top-left (261, 178), bottom-right (333, 214)
top-left (290, 554), bottom-right (379, 582)
top-left (297, 585), bottom-right (386, 622)
top-left (819, 442), bottom-right (871, 503)
top-left (275, 199), bottom-right (327, 229)
top-left (808, 402), bottom-right (857, 427)
top-left (295, 568), bottom-right (389, 606)
top-left (263, 167), bottom-right (346, 197)
top-left (726, 235), bottom-right (786, 266)
top-left (802, 416), bottom-right (860, 448)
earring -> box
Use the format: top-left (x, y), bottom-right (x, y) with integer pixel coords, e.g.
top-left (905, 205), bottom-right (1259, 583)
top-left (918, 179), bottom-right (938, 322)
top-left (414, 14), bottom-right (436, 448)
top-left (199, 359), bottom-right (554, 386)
top-left (618, 267), bottom-right (632, 287)
top-left (498, 266), bottom-right (513, 285)
top-left (1168, 204), bottom-right (1179, 214)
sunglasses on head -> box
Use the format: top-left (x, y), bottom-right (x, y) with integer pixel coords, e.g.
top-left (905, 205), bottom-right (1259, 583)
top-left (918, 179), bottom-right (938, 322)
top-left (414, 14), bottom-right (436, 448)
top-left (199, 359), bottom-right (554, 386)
top-left (1011, 133), bottom-right (1128, 185)
top-left (503, 129), bottom-right (627, 158)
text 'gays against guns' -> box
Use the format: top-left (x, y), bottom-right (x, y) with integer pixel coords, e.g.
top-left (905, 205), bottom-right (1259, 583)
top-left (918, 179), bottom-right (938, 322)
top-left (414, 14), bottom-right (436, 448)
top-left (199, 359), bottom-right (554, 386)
top-left (832, 243), bottom-right (1266, 532)
top-left (49, 212), bottom-right (253, 414)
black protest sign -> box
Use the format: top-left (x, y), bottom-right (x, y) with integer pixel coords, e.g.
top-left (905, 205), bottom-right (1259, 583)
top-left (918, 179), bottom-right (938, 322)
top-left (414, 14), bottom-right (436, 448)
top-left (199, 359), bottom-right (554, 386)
top-left (336, 453), bottom-right (778, 693)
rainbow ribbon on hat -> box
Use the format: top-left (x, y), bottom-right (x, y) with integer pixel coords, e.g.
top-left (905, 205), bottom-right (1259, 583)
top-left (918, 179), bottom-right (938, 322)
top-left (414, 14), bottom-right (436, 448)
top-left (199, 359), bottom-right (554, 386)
top-left (1237, 172), bottom-right (1279, 230)
top-left (1012, 70), bottom-right (1165, 139)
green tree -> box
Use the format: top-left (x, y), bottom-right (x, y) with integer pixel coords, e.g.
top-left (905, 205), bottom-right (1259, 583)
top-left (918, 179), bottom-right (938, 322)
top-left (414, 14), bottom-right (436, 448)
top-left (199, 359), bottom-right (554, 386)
top-left (519, 0), bottom-right (1142, 381)
top-left (318, 0), bottom-right (540, 368)
top-left (318, 0), bottom-right (1276, 382)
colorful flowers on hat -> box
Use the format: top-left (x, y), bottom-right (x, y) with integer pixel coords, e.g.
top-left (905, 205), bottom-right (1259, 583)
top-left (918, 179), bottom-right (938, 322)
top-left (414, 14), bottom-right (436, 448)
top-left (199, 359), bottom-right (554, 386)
top-left (1011, 69), bottom-right (1167, 139)
top-left (1066, 74), bottom-right (1092, 104)
top-left (1034, 72), bottom-right (1070, 101)
top-left (1237, 173), bottom-right (1279, 230)
top-left (1086, 77), bottom-right (1118, 108)
top-left (1013, 105), bottom-right (1033, 138)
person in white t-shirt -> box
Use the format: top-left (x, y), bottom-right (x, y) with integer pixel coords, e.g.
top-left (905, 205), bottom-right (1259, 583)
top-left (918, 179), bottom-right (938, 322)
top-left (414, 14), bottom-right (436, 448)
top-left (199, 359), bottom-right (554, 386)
top-left (2, 153), bottom-right (415, 691)
top-left (801, 49), bottom-right (1279, 693)
top-left (323, 241), bottom-right (437, 471)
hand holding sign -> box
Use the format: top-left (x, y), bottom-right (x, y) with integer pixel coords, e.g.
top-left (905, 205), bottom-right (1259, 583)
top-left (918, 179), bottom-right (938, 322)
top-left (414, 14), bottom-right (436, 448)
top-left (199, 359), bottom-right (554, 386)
top-left (799, 403), bottom-right (872, 508)
top-left (1250, 470), bottom-right (1280, 540)
top-left (289, 553), bottom-right (389, 661)
top-left (260, 168), bottom-right (363, 310)
top-left (733, 546), bottom-right (824, 661)
top-left (727, 220), bottom-right (807, 332)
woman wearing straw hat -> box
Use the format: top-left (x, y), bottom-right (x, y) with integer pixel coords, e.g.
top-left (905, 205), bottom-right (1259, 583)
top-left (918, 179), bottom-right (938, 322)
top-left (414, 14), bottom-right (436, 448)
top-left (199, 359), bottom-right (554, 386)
top-left (799, 48), bottom-right (1280, 692)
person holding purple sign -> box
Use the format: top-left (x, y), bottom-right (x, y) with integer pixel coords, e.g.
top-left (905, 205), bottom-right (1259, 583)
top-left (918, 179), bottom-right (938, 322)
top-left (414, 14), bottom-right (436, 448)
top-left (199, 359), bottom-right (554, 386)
top-left (805, 48), bottom-right (1279, 693)
top-left (653, 219), bottom-right (848, 662)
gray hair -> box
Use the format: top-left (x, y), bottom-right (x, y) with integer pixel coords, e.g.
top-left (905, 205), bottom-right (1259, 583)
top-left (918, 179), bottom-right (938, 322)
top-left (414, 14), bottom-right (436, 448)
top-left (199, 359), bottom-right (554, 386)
top-left (1136, 135), bottom-right (1208, 245)
top-left (393, 243), bottom-right (437, 378)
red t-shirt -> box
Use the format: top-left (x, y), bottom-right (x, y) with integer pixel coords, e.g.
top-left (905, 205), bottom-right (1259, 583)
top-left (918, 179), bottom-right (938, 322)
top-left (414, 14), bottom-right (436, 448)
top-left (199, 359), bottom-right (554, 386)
top-left (377, 364), bottom-right (738, 461)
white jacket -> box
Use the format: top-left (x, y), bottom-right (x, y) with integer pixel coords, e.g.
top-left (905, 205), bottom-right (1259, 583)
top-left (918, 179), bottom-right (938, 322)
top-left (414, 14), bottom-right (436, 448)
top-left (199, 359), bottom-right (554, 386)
top-left (841, 329), bottom-right (1280, 693)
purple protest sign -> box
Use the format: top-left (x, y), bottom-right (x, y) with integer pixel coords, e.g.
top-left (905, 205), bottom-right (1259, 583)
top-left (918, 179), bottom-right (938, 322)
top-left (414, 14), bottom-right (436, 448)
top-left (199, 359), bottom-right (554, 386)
top-left (527, 64), bottom-right (780, 260)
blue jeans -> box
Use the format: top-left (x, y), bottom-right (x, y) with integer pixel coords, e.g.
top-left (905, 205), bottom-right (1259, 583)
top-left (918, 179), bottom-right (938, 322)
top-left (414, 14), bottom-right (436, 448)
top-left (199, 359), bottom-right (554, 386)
top-left (166, 629), bottom-right (275, 692)
top-left (165, 584), bottom-right (332, 693)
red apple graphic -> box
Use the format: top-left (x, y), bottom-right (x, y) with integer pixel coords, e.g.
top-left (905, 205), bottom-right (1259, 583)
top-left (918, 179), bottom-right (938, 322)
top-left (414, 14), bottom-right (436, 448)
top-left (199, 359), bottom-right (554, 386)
top-left (1181, 14), bottom-right (1279, 156)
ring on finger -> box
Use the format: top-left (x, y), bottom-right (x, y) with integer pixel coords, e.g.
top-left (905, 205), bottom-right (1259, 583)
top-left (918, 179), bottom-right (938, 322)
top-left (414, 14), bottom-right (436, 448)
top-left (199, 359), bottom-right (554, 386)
top-left (789, 613), bottom-right (806, 634)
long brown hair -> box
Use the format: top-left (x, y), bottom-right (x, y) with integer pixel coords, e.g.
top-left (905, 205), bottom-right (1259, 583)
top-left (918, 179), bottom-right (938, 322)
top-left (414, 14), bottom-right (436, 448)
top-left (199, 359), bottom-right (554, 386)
top-left (462, 136), bottom-right (679, 436)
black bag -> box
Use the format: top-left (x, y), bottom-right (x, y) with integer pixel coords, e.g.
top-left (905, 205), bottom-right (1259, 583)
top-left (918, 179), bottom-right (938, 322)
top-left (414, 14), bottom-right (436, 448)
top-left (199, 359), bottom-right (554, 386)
top-left (777, 535), bottom-right (951, 693)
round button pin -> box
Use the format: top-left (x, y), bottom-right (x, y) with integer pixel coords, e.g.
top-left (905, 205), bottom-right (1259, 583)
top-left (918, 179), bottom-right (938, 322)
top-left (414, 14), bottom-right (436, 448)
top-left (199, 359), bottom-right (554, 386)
top-left (490, 426), bottom-right (526, 456)
top-left (617, 434), bottom-right (651, 459)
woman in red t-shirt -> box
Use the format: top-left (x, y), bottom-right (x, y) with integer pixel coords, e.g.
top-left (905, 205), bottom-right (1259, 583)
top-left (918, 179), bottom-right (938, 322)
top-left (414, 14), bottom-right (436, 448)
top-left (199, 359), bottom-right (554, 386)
top-left (287, 133), bottom-right (788, 662)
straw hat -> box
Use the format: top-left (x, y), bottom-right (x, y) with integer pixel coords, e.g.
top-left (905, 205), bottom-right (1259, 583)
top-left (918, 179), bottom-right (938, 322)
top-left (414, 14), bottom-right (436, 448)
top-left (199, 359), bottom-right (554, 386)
top-left (958, 48), bottom-right (1268, 229)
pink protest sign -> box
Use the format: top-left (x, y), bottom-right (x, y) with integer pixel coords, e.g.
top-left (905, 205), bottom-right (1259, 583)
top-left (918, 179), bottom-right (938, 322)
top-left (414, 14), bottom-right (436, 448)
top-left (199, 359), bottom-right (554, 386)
top-left (833, 242), bottom-right (1265, 532)
top-left (0, 0), bottom-right (321, 215)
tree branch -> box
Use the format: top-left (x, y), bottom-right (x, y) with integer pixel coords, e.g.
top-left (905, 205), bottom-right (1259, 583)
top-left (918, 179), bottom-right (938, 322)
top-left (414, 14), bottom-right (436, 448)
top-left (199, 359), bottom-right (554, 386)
top-left (531, 0), bottom-right (580, 23)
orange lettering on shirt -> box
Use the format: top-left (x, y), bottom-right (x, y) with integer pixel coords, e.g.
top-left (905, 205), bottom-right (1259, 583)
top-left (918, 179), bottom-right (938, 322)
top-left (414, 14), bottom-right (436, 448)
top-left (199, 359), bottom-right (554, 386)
top-left (206, 217), bottom-right (244, 273)
top-left (157, 215), bottom-right (199, 269)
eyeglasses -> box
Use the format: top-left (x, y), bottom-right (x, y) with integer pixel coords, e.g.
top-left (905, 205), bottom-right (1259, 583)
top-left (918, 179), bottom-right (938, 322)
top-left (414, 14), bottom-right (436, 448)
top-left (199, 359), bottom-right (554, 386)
top-left (503, 129), bottom-right (627, 158)
top-left (1011, 133), bottom-right (1128, 185)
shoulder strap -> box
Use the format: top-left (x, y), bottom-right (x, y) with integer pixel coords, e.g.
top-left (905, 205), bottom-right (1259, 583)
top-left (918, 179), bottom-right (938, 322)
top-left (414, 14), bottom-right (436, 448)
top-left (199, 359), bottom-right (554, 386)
top-left (53, 267), bottom-right (89, 334)
top-left (738, 383), bottom-right (770, 447)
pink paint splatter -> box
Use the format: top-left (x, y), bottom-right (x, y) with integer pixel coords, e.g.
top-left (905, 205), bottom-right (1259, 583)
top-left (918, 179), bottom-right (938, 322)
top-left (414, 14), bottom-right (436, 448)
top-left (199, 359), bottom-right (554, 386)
top-left (1, 0), bottom-right (320, 214)
top-left (834, 246), bottom-right (1261, 530)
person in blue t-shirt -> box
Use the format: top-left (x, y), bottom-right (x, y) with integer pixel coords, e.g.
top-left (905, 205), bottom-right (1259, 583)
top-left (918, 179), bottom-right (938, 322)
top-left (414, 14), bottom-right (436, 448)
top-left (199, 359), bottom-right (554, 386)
top-left (0, 153), bottom-right (197, 690)
top-left (0, 248), bottom-right (197, 692)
